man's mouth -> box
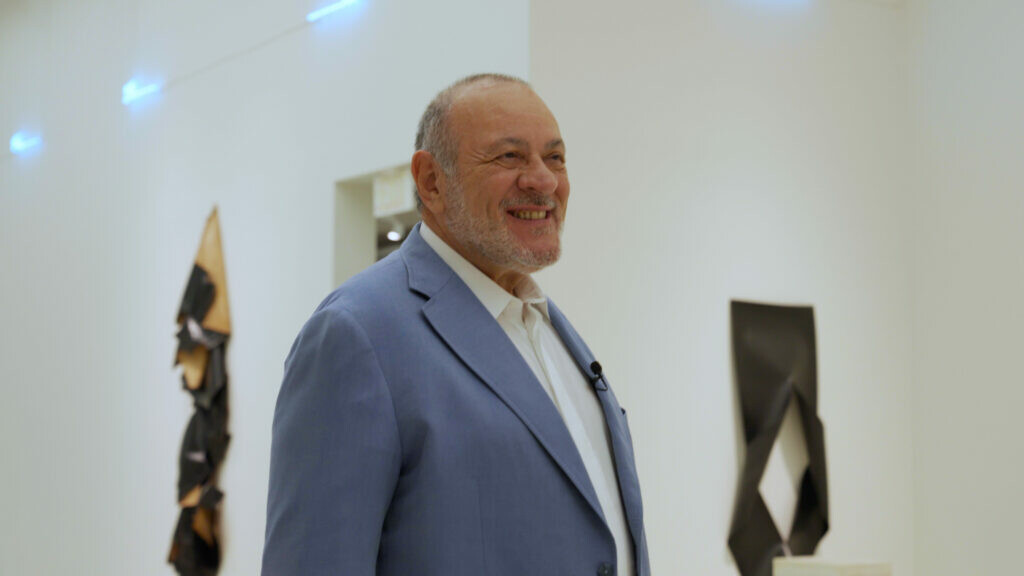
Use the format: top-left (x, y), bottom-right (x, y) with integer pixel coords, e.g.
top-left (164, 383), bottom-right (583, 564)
top-left (509, 210), bottom-right (550, 220)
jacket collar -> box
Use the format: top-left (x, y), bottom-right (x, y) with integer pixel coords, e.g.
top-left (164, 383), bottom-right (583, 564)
top-left (548, 302), bottom-right (647, 558)
top-left (400, 222), bottom-right (457, 299)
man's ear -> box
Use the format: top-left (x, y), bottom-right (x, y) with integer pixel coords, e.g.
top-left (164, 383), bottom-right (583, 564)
top-left (411, 150), bottom-right (446, 215)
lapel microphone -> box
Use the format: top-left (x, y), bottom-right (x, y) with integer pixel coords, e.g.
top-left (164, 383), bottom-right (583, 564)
top-left (589, 361), bottom-right (608, 391)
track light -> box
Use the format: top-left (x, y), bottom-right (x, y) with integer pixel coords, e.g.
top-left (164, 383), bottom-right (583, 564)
top-left (9, 131), bottom-right (43, 155)
top-left (306, 0), bottom-right (360, 22)
top-left (122, 78), bottom-right (162, 105)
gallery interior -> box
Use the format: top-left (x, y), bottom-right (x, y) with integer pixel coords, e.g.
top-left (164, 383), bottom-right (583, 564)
top-left (1, 0), bottom-right (1020, 574)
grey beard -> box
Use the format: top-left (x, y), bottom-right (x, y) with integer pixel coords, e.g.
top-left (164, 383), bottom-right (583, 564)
top-left (443, 183), bottom-right (562, 272)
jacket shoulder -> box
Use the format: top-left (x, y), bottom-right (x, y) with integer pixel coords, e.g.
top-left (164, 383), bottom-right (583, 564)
top-left (316, 251), bottom-right (410, 313)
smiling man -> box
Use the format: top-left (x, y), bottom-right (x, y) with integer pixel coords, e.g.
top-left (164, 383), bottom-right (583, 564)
top-left (263, 74), bottom-right (648, 576)
top-left (414, 76), bottom-right (568, 288)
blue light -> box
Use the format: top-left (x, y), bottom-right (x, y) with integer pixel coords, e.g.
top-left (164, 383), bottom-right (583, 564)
top-left (122, 78), bottom-right (162, 105)
top-left (306, 0), bottom-right (359, 22)
top-left (9, 131), bottom-right (43, 155)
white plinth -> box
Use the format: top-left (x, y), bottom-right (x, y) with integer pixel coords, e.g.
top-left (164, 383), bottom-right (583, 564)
top-left (773, 557), bottom-right (892, 576)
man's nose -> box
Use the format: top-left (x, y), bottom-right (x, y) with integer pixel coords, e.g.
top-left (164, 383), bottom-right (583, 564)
top-left (517, 155), bottom-right (559, 195)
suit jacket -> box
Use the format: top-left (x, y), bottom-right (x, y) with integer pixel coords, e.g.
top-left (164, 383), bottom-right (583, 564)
top-left (263, 224), bottom-right (649, 576)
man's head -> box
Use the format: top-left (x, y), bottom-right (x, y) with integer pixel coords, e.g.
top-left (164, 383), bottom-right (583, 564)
top-left (411, 74), bottom-right (569, 287)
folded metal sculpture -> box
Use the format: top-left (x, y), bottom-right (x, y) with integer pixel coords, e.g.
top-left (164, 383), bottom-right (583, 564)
top-left (169, 208), bottom-right (231, 576)
top-left (728, 301), bottom-right (829, 576)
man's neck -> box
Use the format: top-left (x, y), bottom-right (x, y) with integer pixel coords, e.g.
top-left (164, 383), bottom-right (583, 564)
top-left (421, 218), bottom-right (533, 296)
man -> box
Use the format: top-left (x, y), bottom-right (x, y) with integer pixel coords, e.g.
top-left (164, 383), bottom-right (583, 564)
top-left (263, 74), bottom-right (649, 576)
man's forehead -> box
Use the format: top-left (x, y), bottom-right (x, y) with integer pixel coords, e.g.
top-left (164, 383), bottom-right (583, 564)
top-left (449, 83), bottom-right (561, 143)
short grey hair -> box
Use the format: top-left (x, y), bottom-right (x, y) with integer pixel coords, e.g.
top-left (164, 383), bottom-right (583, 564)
top-left (414, 73), bottom-right (531, 209)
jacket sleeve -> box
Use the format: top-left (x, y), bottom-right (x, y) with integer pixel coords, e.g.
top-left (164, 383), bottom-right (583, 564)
top-left (262, 305), bottom-right (402, 575)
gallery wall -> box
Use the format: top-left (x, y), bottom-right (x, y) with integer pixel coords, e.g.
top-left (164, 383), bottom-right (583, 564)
top-left (908, 1), bottom-right (1024, 574)
top-left (529, 0), bottom-right (916, 573)
top-left (0, 1), bottom-right (528, 574)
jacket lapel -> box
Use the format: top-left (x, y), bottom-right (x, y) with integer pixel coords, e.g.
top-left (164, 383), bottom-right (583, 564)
top-left (548, 301), bottom-right (647, 562)
top-left (400, 225), bottom-right (607, 528)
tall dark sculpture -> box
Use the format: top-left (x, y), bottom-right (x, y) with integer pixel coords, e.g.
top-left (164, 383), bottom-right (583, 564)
top-left (728, 301), bottom-right (829, 576)
top-left (169, 208), bottom-right (232, 576)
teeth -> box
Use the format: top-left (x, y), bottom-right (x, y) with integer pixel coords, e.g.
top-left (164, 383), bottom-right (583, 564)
top-left (513, 210), bottom-right (547, 220)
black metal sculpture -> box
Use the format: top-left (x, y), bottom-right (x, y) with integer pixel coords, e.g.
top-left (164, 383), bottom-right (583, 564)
top-left (728, 301), bottom-right (829, 576)
top-left (169, 208), bottom-right (231, 576)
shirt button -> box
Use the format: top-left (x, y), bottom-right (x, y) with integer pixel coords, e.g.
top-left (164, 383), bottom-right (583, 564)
top-left (597, 563), bottom-right (615, 576)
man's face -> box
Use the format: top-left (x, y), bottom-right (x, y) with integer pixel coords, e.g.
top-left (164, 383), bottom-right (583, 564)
top-left (439, 83), bottom-right (569, 275)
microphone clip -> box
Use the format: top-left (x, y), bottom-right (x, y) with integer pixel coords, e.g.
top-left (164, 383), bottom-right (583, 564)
top-left (589, 361), bottom-right (608, 391)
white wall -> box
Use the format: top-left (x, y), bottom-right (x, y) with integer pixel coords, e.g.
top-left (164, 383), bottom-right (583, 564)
top-left (908, 1), bottom-right (1024, 574)
top-left (0, 1), bottom-right (528, 574)
top-left (530, 0), bottom-right (916, 573)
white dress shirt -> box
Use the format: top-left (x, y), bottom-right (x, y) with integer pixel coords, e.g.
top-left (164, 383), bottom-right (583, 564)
top-left (421, 225), bottom-right (635, 576)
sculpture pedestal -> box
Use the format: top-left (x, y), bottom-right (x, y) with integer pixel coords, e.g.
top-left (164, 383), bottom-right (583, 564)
top-left (773, 557), bottom-right (892, 576)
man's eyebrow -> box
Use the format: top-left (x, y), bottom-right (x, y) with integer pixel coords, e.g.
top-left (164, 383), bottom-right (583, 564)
top-left (484, 137), bottom-right (565, 153)
top-left (544, 139), bottom-right (565, 151)
top-left (485, 137), bottom-right (528, 153)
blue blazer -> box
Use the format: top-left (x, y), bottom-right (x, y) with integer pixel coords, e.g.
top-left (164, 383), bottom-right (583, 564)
top-left (263, 224), bottom-right (649, 576)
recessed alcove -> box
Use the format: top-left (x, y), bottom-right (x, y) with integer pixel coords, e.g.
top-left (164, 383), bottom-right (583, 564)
top-left (333, 164), bottom-right (418, 287)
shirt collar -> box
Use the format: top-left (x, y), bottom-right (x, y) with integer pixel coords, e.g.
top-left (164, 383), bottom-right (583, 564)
top-left (419, 223), bottom-right (549, 320)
